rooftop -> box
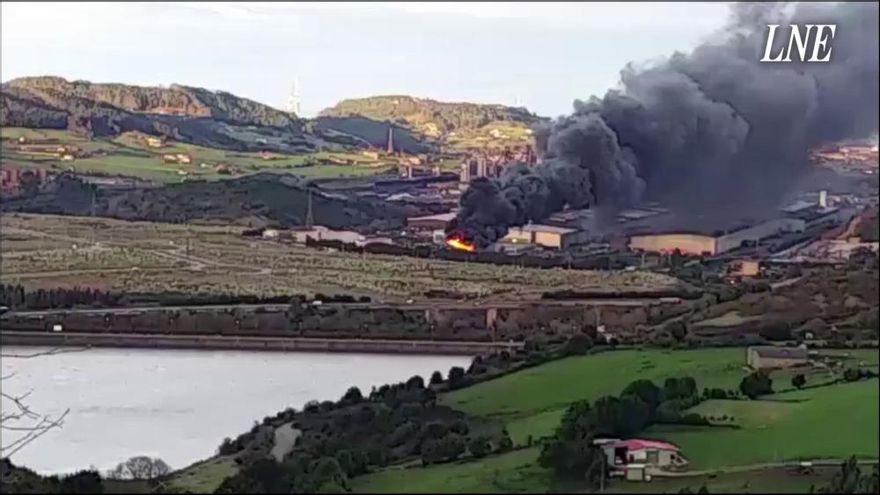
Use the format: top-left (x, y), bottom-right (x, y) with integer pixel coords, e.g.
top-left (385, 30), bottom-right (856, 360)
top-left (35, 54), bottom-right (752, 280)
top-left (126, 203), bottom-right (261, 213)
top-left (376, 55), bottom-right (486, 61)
top-left (612, 439), bottom-right (680, 452)
top-left (749, 346), bottom-right (808, 359)
top-left (784, 206), bottom-right (840, 222)
top-left (407, 212), bottom-right (457, 222)
top-left (509, 224), bottom-right (579, 235)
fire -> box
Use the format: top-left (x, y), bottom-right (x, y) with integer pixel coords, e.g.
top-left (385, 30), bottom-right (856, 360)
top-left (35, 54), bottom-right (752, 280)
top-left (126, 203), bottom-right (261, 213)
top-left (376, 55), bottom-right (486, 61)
top-left (446, 235), bottom-right (476, 253)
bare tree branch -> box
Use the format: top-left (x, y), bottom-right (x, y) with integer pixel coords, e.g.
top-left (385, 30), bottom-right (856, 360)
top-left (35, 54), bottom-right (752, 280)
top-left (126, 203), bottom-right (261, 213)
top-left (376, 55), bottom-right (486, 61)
top-left (1, 346), bottom-right (82, 457)
top-left (1, 409), bottom-right (69, 457)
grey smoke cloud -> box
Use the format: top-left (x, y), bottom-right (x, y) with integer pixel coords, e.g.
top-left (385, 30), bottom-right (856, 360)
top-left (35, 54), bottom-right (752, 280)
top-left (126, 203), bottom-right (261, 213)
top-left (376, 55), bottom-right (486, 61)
top-left (451, 2), bottom-right (879, 247)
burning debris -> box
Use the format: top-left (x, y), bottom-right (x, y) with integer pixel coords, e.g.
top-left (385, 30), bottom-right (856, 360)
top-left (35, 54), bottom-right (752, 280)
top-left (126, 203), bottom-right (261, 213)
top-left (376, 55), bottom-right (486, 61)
top-left (452, 2), bottom-right (879, 248)
top-left (446, 232), bottom-right (476, 253)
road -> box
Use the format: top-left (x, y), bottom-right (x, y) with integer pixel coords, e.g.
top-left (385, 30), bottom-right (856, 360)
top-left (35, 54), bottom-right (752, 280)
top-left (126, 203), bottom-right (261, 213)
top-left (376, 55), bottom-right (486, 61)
top-left (0, 330), bottom-right (524, 355)
top-left (653, 458), bottom-right (879, 478)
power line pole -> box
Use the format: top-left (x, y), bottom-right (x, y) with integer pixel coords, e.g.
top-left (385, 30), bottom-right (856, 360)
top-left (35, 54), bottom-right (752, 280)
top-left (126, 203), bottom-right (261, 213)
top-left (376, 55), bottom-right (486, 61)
top-left (90, 187), bottom-right (97, 245)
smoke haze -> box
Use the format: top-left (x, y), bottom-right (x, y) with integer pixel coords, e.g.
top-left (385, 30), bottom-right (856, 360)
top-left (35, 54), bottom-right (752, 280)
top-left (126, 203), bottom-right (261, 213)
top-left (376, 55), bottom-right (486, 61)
top-left (451, 2), bottom-right (879, 247)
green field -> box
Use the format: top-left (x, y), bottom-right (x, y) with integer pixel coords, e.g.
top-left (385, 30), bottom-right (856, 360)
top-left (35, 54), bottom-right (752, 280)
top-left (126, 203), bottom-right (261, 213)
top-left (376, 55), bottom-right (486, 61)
top-left (1, 128), bottom-right (395, 182)
top-left (441, 348), bottom-right (748, 442)
top-left (351, 447), bottom-right (548, 494)
top-left (651, 379), bottom-right (880, 470)
top-left (606, 465), bottom-right (840, 494)
top-left (166, 456), bottom-right (238, 493)
top-left (354, 348), bottom-right (880, 493)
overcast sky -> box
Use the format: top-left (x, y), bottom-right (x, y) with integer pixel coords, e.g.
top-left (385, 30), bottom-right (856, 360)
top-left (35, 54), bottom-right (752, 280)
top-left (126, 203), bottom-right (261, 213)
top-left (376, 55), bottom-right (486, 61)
top-left (0, 2), bottom-right (731, 117)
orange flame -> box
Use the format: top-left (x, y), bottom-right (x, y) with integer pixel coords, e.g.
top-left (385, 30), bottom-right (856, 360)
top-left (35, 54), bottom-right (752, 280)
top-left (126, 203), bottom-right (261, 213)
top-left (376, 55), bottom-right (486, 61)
top-left (446, 236), bottom-right (476, 253)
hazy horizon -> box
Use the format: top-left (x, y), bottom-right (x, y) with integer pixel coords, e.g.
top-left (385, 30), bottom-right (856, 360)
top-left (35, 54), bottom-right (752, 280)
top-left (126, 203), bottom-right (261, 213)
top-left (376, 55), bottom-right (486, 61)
top-left (0, 2), bottom-right (731, 118)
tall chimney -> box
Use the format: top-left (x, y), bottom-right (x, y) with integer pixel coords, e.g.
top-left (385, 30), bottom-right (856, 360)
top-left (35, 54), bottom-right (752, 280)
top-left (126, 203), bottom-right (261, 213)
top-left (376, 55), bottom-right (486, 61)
top-left (819, 190), bottom-right (828, 208)
top-left (460, 162), bottom-right (470, 184)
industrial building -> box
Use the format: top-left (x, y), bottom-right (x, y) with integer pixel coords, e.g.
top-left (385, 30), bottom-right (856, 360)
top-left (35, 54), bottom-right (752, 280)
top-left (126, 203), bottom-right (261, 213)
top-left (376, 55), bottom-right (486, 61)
top-left (628, 218), bottom-right (805, 256)
top-left (783, 205), bottom-right (852, 229)
top-left (458, 146), bottom-right (537, 187)
top-left (501, 224), bottom-right (587, 250)
top-left (262, 226), bottom-right (368, 245)
top-left (407, 212), bottom-right (456, 231)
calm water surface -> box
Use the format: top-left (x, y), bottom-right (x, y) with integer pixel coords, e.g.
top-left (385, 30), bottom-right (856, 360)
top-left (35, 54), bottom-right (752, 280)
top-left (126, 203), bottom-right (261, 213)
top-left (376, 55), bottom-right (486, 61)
top-left (0, 346), bottom-right (470, 474)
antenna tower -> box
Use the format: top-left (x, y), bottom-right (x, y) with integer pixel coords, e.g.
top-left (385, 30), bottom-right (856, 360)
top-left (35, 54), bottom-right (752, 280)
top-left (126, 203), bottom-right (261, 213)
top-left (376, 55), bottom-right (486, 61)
top-left (287, 78), bottom-right (302, 116)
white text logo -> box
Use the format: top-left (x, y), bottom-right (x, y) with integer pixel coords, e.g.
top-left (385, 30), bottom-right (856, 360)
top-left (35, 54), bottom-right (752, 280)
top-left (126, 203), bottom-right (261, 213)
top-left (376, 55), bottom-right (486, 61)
top-left (760, 24), bottom-right (837, 63)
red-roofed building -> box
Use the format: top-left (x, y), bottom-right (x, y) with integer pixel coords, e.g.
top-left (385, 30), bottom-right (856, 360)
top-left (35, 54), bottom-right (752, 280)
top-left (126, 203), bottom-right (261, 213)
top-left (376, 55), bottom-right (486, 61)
top-left (596, 438), bottom-right (688, 476)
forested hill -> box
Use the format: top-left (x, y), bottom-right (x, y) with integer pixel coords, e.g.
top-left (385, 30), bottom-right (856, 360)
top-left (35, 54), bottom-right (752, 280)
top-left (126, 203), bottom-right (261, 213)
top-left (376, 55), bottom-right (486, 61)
top-left (0, 76), bottom-right (320, 153)
top-left (3, 76), bottom-right (299, 127)
top-left (319, 95), bottom-right (545, 138)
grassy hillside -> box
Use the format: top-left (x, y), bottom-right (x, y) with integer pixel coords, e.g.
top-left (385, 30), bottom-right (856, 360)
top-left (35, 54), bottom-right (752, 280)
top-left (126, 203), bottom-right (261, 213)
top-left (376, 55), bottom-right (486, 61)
top-left (320, 95), bottom-right (542, 136)
top-left (351, 447), bottom-right (547, 494)
top-left (652, 379), bottom-right (880, 470)
top-left (352, 348), bottom-right (879, 493)
top-left (0, 173), bottom-right (407, 231)
top-left (319, 95), bottom-right (546, 153)
top-left (0, 128), bottom-right (394, 183)
top-left (441, 348), bottom-right (747, 442)
top-left (314, 116), bottom-right (429, 154)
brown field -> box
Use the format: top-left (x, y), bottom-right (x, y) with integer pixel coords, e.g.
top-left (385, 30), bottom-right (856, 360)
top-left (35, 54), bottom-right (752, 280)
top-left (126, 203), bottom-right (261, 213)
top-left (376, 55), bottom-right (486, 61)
top-left (0, 213), bottom-right (682, 301)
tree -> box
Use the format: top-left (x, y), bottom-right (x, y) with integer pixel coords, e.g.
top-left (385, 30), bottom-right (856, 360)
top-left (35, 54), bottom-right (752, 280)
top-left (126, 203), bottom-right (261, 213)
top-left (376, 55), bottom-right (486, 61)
top-left (108, 456), bottom-right (171, 480)
top-left (792, 374), bottom-right (807, 390)
top-left (19, 170), bottom-right (41, 197)
top-left (665, 320), bottom-right (688, 341)
top-left (1, 348), bottom-right (75, 458)
top-left (341, 386), bottom-right (363, 404)
top-left (448, 366), bottom-right (466, 389)
top-left (497, 431), bottom-right (513, 453)
top-left (739, 370), bottom-right (773, 399)
top-left (622, 379), bottom-right (662, 411)
top-left (59, 470), bottom-right (105, 494)
top-left (309, 457), bottom-right (349, 493)
top-left (843, 368), bottom-right (863, 382)
top-left (819, 457), bottom-right (879, 494)
top-left (421, 433), bottom-right (466, 465)
top-left (429, 371), bottom-right (443, 386)
top-left (405, 375), bottom-right (425, 390)
top-left (215, 458), bottom-right (291, 494)
top-left (468, 436), bottom-right (490, 459)
top-left (561, 334), bottom-right (593, 356)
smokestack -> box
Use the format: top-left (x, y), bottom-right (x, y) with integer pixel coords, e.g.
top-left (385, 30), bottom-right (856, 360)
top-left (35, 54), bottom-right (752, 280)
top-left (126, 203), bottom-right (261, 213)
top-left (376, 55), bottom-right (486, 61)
top-left (451, 2), bottom-right (879, 247)
top-left (460, 162), bottom-right (470, 183)
top-left (819, 190), bottom-right (828, 208)
top-left (477, 157), bottom-right (487, 178)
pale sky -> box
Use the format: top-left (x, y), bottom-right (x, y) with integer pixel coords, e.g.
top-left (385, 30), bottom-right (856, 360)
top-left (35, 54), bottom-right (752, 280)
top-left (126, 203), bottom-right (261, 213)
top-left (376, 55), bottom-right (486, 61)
top-left (0, 2), bottom-right (731, 117)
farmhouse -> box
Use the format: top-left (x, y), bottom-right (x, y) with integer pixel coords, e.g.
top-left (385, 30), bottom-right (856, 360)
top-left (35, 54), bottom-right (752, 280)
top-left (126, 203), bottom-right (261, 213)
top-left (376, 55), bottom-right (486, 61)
top-left (596, 438), bottom-right (688, 480)
top-left (747, 346), bottom-right (809, 369)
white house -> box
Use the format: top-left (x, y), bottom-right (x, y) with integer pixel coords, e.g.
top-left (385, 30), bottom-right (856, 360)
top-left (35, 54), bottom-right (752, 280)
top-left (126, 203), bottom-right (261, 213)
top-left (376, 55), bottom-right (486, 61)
top-left (597, 438), bottom-right (688, 479)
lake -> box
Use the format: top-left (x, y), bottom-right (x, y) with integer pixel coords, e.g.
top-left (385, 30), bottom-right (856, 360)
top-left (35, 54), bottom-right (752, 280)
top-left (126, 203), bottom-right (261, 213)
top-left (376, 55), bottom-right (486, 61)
top-left (0, 346), bottom-right (470, 474)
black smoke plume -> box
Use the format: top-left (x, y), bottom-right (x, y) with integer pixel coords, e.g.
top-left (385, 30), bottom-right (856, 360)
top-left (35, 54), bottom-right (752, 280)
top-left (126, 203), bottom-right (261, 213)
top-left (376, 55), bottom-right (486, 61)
top-left (450, 2), bottom-right (879, 247)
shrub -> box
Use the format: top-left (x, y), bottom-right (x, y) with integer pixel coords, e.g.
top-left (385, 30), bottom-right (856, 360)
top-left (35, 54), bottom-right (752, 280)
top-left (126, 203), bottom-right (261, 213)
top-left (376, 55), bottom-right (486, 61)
top-left (468, 436), bottom-right (490, 459)
top-left (561, 333), bottom-right (593, 356)
top-left (739, 370), bottom-right (773, 399)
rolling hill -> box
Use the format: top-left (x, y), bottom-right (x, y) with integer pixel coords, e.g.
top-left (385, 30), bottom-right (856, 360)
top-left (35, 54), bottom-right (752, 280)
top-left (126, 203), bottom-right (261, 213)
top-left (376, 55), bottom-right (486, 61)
top-left (319, 95), bottom-right (547, 151)
top-left (0, 172), bottom-right (410, 230)
top-left (1, 76), bottom-right (324, 153)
